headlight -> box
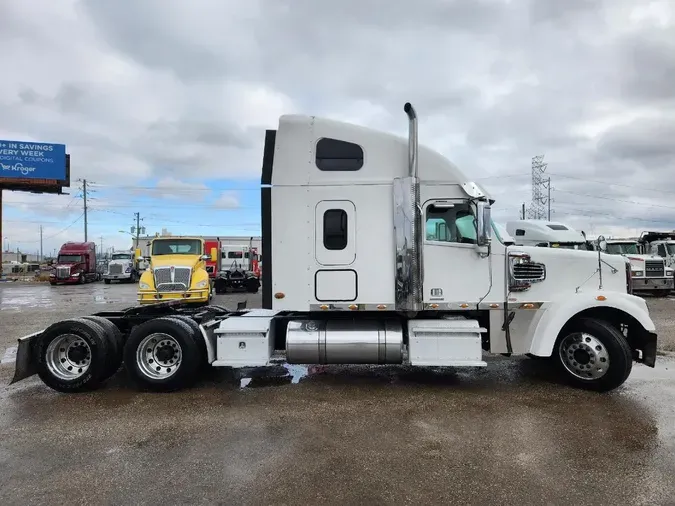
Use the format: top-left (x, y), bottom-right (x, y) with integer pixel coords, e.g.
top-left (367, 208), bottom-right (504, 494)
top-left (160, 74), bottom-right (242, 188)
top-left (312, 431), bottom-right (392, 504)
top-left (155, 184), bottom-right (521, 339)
top-left (139, 282), bottom-right (150, 289)
top-left (125, 266), bottom-right (132, 273)
top-left (632, 270), bottom-right (644, 277)
top-left (195, 279), bottom-right (208, 289)
top-left (667, 269), bottom-right (673, 276)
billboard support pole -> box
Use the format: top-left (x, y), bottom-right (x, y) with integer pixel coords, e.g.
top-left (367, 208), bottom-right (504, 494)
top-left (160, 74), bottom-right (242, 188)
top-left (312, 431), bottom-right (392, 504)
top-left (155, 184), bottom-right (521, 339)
top-left (0, 189), bottom-right (3, 268)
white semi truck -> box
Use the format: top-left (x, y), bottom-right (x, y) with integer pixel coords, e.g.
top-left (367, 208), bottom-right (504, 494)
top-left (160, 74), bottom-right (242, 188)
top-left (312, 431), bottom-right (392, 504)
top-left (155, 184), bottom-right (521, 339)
top-left (10, 103), bottom-right (657, 394)
top-left (506, 220), bottom-right (590, 250)
top-left (638, 231), bottom-right (675, 270)
top-left (603, 238), bottom-right (673, 297)
top-left (103, 251), bottom-right (140, 284)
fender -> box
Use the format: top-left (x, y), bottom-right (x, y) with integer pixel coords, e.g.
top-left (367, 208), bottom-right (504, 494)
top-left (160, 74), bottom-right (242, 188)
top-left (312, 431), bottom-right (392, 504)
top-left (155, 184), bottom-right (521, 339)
top-left (529, 291), bottom-right (656, 357)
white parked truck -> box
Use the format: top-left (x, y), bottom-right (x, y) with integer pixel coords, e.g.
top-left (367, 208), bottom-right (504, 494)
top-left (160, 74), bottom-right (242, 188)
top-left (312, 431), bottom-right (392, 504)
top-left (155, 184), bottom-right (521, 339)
top-left (638, 231), bottom-right (675, 269)
top-left (10, 103), bottom-right (657, 394)
top-left (103, 251), bottom-right (140, 284)
top-left (506, 220), bottom-right (591, 250)
top-left (603, 238), bottom-right (673, 297)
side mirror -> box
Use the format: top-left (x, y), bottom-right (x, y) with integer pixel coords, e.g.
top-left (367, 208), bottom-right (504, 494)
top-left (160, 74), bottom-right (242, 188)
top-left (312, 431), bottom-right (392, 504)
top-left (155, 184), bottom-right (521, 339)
top-left (476, 201), bottom-right (492, 247)
top-left (596, 235), bottom-right (607, 252)
top-left (200, 254), bottom-right (211, 261)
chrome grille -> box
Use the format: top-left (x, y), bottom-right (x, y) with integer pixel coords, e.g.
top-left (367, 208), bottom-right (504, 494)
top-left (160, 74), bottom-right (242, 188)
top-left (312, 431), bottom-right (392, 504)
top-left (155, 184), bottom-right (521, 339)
top-left (512, 262), bottom-right (546, 281)
top-left (646, 260), bottom-right (665, 277)
top-left (154, 266), bottom-right (191, 292)
top-left (108, 264), bottom-right (123, 275)
top-left (56, 266), bottom-right (70, 279)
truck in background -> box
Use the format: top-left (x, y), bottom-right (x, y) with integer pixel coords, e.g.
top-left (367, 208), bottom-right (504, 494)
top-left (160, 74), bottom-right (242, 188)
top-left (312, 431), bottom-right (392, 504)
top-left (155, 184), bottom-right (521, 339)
top-left (137, 236), bottom-right (217, 305)
top-left (103, 250), bottom-right (141, 284)
top-left (49, 242), bottom-right (100, 285)
top-left (213, 242), bottom-right (261, 294)
top-left (13, 103), bottom-right (657, 396)
top-left (638, 231), bottom-right (675, 269)
top-left (506, 220), bottom-right (590, 249)
top-left (602, 238), bottom-right (673, 297)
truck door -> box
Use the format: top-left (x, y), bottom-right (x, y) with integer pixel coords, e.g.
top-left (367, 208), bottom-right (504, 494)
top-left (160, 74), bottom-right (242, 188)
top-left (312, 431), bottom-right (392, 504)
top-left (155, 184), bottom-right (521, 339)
top-left (423, 200), bottom-right (491, 304)
top-left (314, 200), bottom-right (357, 302)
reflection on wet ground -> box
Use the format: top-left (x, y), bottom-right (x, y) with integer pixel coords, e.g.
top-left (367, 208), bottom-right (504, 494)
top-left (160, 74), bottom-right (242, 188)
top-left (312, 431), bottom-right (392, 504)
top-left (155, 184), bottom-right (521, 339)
top-left (1, 356), bottom-right (674, 505)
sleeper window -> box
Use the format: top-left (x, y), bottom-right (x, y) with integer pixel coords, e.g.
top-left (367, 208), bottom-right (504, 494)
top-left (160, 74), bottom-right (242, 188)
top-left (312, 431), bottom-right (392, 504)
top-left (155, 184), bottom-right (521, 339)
top-left (425, 204), bottom-right (477, 244)
top-left (316, 138), bottom-right (364, 171)
top-left (324, 209), bottom-right (348, 250)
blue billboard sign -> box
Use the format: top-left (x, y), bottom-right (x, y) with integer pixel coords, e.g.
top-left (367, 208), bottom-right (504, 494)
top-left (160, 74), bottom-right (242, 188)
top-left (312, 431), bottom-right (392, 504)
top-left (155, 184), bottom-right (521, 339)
top-left (0, 140), bottom-right (67, 181)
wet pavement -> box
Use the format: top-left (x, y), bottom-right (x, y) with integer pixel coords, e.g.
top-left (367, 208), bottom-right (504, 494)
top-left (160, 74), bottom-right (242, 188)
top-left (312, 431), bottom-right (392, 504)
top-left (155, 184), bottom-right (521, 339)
top-left (1, 283), bottom-right (675, 504)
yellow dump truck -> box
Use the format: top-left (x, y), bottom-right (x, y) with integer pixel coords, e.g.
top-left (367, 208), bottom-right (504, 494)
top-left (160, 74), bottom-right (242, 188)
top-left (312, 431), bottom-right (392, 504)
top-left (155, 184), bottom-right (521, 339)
top-left (137, 236), bottom-right (217, 305)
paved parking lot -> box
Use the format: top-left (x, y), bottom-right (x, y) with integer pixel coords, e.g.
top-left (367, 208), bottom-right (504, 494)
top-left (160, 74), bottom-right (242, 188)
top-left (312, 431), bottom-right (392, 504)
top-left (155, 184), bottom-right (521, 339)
top-left (1, 282), bottom-right (675, 504)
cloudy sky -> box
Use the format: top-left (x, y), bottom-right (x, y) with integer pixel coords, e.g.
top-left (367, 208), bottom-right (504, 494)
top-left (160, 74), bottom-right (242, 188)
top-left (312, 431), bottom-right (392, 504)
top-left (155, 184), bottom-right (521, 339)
top-left (1, 0), bottom-right (674, 257)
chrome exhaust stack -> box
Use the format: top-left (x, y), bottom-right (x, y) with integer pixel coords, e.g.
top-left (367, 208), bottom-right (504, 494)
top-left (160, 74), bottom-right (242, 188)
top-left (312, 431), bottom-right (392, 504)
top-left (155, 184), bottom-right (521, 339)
top-left (393, 103), bottom-right (423, 313)
top-left (404, 102), bottom-right (419, 178)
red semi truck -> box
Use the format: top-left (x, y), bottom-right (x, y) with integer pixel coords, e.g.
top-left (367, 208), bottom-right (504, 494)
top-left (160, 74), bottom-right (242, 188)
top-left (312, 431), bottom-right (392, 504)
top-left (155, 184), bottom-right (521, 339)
top-left (49, 242), bottom-right (100, 285)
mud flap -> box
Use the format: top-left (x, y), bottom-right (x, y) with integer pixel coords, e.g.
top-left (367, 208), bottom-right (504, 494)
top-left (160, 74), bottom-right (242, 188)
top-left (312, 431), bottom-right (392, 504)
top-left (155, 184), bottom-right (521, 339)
top-left (637, 331), bottom-right (657, 368)
top-left (10, 331), bottom-right (42, 384)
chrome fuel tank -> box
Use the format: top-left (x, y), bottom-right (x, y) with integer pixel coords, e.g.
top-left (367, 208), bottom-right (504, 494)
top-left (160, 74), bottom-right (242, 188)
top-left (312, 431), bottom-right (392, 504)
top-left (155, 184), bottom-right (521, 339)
top-left (285, 319), bottom-right (403, 364)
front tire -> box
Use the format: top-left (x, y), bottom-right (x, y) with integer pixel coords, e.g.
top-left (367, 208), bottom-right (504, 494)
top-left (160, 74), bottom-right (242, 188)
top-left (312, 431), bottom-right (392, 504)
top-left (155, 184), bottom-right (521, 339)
top-left (554, 318), bottom-right (632, 392)
top-left (123, 317), bottom-right (204, 392)
top-left (104, 279), bottom-right (111, 285)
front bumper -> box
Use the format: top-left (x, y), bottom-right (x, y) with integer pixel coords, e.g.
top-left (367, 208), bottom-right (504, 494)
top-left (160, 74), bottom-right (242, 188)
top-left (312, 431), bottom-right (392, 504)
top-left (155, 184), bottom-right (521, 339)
top-left (103, 273), bottom-right (132, 280)
top-left (138, 289), bottom-right (210, 305)
top-left (632, 277), bottom-right (674, 292)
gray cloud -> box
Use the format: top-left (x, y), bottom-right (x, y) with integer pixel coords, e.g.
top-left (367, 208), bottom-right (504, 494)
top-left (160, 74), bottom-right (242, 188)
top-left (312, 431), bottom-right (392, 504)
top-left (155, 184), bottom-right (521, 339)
top-left (1, 0), bottom-right (674, 251)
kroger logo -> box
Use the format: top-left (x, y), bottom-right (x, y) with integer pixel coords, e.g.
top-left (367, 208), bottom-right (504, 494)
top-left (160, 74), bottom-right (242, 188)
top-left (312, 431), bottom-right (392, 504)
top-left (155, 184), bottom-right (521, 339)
top-left (0, 162), bottom-right (37, 176)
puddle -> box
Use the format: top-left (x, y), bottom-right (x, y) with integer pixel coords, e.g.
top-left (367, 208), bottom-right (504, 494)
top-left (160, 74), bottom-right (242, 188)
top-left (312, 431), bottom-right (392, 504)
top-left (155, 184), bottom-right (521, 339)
top-left (238, 364), bottom-right (311, 389)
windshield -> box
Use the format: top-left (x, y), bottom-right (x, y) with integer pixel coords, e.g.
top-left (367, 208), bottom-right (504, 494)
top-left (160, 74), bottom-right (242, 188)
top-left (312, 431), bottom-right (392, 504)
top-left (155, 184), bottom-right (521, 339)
top-left (111, 254), bottom-right (132, 260)
top-left (58, 255), bottom-right (83, 263)
top-left (151, 239), bottom-right (202, 256)
top-left (606, 243), bottom-right (639, 255)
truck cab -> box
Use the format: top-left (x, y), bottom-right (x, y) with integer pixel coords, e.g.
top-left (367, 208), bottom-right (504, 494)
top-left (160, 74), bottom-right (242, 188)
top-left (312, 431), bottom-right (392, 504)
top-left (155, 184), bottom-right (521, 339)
top-left (103, 251), bottom-right (139, 284)
top-left (49, 242), bottom-right (99, 285)
top-left (213, 244), bottom-right (261, 294)
top-left (137, 236), bottom-right (217, 305)
top-left (506, 220), bottom-right (590, 250)
top-left (603, 238), bottom-right (673, 296)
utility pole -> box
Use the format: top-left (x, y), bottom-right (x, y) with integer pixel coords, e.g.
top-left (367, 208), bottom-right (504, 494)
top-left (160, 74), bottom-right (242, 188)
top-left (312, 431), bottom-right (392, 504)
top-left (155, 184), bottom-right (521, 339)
top-left (521, 203), bottom-right (526, 220)
top-left (547, 177), bottom-right (552, 221)
top-left (99, 236), bottom-right (104, 257)
top-left (83, 179), bottom-right (88, 241)
top-left (132, 212), bottom-right (145, 251)
top-left (39, 225), bottom-right (43, 262)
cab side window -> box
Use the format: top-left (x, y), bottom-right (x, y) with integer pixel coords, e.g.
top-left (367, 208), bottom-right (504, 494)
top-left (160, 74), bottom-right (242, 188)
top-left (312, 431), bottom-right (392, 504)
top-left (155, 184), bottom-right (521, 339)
top-left (658, 244), bottom-right (667, 257)
top-left (425, 203), bottom-right (477, 244)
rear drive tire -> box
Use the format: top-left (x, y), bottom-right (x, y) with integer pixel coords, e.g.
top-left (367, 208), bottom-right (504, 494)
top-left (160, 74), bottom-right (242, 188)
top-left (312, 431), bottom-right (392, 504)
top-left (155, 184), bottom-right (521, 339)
top-left (554, 318), bottom-right (632, 392)
top-left (163, 315), bottom-right (207, 363)
top-left (246, 278), bottom-right (259, 293)
top-left (104, 279), bottom-right (111, 285)
top-left (124, 317), bottom-right (204, 392)
top-left (82, 316), bottom-right (124, 380)
top-left (36, 318), bottom-right (110, 393)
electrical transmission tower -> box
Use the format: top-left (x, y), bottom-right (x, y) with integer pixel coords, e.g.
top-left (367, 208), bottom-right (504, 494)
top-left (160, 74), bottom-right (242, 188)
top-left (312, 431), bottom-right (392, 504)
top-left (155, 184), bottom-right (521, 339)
top-left (526, 155), bottom-right (553, 220)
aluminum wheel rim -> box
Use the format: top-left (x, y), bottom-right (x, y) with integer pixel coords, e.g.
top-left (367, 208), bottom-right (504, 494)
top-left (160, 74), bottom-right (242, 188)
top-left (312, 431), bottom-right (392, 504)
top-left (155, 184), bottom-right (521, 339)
top-left (559, 332), bottom-right (610, 380)
top-left (136, 333), bottom-right (182, 380)
top-left (45, 333), bottom-right (92, 381)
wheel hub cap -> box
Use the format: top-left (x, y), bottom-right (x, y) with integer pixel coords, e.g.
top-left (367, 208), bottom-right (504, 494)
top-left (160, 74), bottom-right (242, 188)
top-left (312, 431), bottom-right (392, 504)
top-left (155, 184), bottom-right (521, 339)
top-left (46, 334), bottom-right (92, 381)
top-left (136, 333), bottom-right (182, 380)
top-left (559, 332), bottom-right (610, 380)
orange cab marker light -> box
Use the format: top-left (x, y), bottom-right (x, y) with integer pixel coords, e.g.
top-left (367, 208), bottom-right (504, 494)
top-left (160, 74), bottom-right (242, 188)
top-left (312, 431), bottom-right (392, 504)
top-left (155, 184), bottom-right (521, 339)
top-left (522, 303), bottom-right (535, 309)
top-left (596, 295), bottom-right (607, 301)
top-left (459, 303), bottom-right (469, 308)
top-left (489, 303), bottom-right (499, 308)
top-left (320, 305), bottom-right (329, 310)
top-left (274, 292), bottom-right (285, 299)
top-left (376, 304), bottom-right (387, 310)
top-left (348, 304), bottom-right (358, 310)
top-left (429, 303), bottom-right (439, 309)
